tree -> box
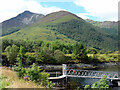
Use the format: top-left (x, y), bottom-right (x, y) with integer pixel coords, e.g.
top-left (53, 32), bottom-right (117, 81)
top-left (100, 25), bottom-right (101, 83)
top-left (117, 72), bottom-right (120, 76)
top-left (5, 45), bottom-right (19, 64)
top-left (35, 46), bottom-right (54, 64)
top-left (54, 50), bottom-right (67, 64)
top-left (19, 46), bottom-right (26, 57)
top-left (72, 42), bottom-right (88, 62)
top-left (87, 48), bottom-right (98, 54)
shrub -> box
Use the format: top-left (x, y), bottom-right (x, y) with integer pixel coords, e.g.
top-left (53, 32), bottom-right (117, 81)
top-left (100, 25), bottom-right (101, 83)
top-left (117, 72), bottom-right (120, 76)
top-left (25, 63), bottom-right (41, 82)
top-left (5, 44), bottom-right (19, 64)
top-left (19, 46), bottom-right (26, 57)
top-left (84, 75), bottom-right (109, 89)
top-left (48, 81), bottom-right (54, 89)
top-left (14, 55), bottom-right (25, 78)
top-left (91, 75), bottom-right (109, 89)
top-left (40, 72), bottom-right (50, 86)
top-left (84, 85), bottom-right (90, 90)
top-left (14, 62), bottom-right (51, 87)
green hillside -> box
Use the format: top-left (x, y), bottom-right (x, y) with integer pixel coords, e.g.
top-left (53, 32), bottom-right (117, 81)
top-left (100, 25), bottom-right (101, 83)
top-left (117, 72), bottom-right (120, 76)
top-left (45, 20), bottom-right (117, 51)
top-left (2, 26), bottom-right (76, 43)
top-left (86, 19), bottom-right (118, 36)
top-left (2, 11), bottom-right (78, 43)
top-left (2, 11), bottom-right (118, 51)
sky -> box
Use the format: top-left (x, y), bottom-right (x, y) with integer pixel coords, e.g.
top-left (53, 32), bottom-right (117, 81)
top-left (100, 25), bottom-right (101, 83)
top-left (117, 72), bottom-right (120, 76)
top-left (0, 0), bottom-right (119, 22)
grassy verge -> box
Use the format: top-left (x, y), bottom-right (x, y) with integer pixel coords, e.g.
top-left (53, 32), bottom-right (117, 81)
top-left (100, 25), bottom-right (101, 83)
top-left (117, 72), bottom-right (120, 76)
top-left (0, 67), bottom-right (44, 88)
top-left (87, 54), bottom-right (119, 62)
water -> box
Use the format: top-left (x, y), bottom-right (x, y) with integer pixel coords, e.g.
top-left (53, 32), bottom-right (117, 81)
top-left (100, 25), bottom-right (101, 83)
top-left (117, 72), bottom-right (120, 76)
top-left (68, 64), bottom-right (119, 89)
top-left (48, 63), bottom-right (119, 89)
top-left (67, 77), bottom-right (111, 89)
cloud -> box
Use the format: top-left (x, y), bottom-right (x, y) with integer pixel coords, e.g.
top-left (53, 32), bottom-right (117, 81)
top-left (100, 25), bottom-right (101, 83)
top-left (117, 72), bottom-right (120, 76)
top-left (0, 0), bottom-right (62, 22)
top-left (74, 0), bottom-right (119, 21)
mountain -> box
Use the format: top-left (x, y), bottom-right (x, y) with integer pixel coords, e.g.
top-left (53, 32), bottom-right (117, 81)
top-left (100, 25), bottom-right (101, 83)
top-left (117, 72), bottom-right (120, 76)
top-left (2, 11), bottom-right (44, 36)
top-left (2, 11), bottom-right (118, 51)
top-left (86, 19), bottom-right (118, 36)
top-left (86, 19), bottom-right (118, 28)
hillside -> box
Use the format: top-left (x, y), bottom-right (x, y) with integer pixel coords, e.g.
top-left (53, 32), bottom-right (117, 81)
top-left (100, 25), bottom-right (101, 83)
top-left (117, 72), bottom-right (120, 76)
top-left (86, 19), bottom-right (118, 36)
top-left (2, 11), bottom-right (44, 36)
top-left (2, 11), bottom-right (118, 51)
top-left (86, 19), bottom-right (118, 28)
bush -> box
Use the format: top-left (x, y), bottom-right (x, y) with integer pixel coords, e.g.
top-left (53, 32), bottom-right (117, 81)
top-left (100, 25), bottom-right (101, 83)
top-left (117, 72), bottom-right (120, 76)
top-left (40, 72), bottom-right (50, 86)
top-left (25, 55), bottom-right (36, 65)
top-left (14, 59), bottom-right (53, 87)
top-left (54, 50), bottom-right (67, 64)
top-left (25, 63), bottom-right (41, 82)
top-left (91, 75), bottom-right (109, 89)
top-left (35, 46), bottom-right (55, 64)
top-left (14, 55), bottom-right (25, 78)
top-left (84, 85), bottom-right (90, 90)
top-left (84, 75), bottom-right (109, 89)
top-left (48, 81), bottom-right (54, 89)
top-left (15, 62), bottom-right (50, 86)
top-left (19, 46), bottom-right (26, 57)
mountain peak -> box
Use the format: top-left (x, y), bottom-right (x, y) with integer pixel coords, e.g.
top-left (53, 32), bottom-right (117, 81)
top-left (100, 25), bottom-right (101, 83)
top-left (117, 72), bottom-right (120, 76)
top-left (49, 10), bottom-right (79, 17)
top-left (18, 10), bottom-right (35, 17)
top-left (38, 10), bottom-right (81, 23)
top-left (22, 10), bottom-right (34, 14)
top-left (23, 10), bottom-right (32, 13)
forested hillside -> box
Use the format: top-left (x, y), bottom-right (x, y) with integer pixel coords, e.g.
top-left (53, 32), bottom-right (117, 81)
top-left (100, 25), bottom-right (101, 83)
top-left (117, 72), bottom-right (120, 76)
top-left (2, 11), bottom-right (118, 51)
top-left (86, 19), bottom-right (118, 36)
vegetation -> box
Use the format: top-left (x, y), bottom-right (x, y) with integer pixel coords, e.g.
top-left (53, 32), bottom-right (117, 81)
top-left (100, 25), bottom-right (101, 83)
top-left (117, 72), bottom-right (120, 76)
top-left (84, 75), bottom-right (109, 89)
top-left (1, 10), bottom-right (118, 89)
top-left (2, 11), bottom-right (117, 51)
top-left (2, 39), bottom-right (94, 65)
top-left (88, 53), bottom-right (119, 62)
top-left (14, 59), bottom-right (53, 88)
top-left (1, 67), bottom-right (44, 88)
top-left (86, 19), bottom-right (118, 36)
top-left (54, 50), bottom-right (67, 64)
top-left (5, 44), bottom-right (19, 64)
top-left (0, 75), bottom-right (10, 89)
top-left (72, 42), bottom-right (88, 63)
top-left (2, 39), bottom-right (119, 67)
top-left (12, 52), bottom-right (54, 89)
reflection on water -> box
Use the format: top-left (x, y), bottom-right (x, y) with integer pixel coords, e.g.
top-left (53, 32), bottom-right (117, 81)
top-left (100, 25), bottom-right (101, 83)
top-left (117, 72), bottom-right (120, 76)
top-left (97, 65), bottom-right (119, 71)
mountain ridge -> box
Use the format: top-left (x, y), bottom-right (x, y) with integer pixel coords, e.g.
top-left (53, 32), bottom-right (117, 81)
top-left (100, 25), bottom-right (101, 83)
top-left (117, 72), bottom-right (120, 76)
top-left (2, 10), bottom-right (118, 51)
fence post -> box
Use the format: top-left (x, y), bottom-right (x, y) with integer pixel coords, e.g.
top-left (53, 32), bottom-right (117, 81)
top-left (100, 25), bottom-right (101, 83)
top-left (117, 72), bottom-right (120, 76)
top-left (63, 64), bottom-right (67, 75)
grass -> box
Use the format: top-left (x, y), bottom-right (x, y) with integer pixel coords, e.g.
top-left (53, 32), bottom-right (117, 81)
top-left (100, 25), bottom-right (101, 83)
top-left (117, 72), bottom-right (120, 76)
top-left (2, 26), bottom-right (76, 43)
top-left (0, 75), bottom-right (10, 89)
top-left (87, 53), bottom-right (119, 62)
top-left (0, 67), bottom-right (44, 88)
top-left (66, 53), bottom-right (119, 62)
